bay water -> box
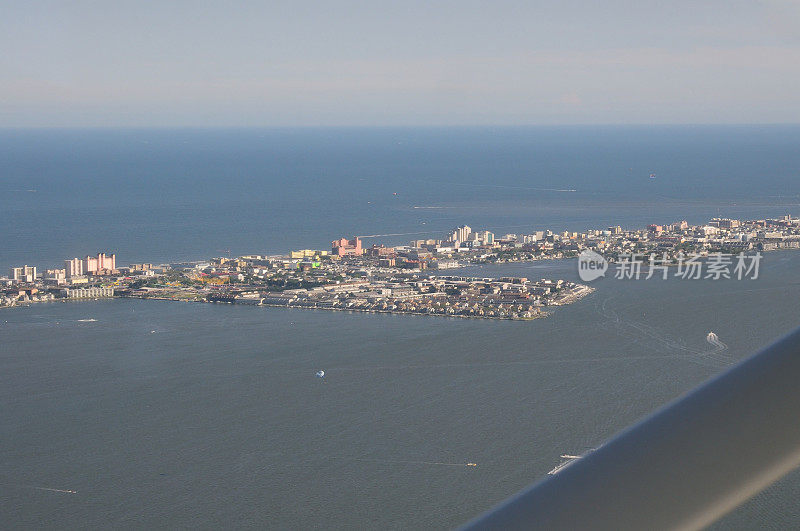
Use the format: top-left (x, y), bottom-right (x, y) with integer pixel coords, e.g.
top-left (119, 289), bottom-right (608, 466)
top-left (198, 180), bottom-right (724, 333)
top-left (2, 126), bottom-right (800, 528)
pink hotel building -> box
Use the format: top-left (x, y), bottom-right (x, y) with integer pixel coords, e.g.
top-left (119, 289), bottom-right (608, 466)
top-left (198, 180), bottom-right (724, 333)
top-left (331, 237), bottom-right (363, 257)
top-left (65, 253), bottom-right (116, 277)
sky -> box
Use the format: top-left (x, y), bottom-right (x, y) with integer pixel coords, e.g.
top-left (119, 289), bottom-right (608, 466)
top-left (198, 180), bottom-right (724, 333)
top-left (1, 0), bottom-right (799, 127)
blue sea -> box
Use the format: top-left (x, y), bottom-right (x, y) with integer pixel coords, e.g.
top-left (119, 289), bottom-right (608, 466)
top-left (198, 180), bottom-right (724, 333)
top-left (2, 126), bottom-right (800, 528)
top-left (1, 126), bottom-right (799, 271)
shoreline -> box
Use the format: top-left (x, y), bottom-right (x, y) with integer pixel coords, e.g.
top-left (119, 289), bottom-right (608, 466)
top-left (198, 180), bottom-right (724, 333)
top-left (0, 295), bottom-right (555, 321)
top-left (1, 285), bottom-right (598, 322)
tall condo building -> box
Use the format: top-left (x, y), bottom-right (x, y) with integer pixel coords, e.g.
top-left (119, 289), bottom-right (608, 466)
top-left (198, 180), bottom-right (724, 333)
top-left (449, 225), bottom-right (472, 245)
top-left (65, 258), bottom-right (84, 277)
top-left (471, 230), bottom-right (495, 246)
top-left (79, 253), bottom-right (116, 274)
top-left (9, 265), bottom-right (36, 283)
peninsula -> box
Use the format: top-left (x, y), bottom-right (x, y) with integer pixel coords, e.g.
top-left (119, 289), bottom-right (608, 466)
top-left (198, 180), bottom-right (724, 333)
top-left (4, 213), bottom-right (799, 318)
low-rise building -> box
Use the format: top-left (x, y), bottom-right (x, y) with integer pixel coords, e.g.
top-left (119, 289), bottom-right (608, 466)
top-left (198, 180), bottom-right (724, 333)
top-left (60, 286), bottom-right (115, 299)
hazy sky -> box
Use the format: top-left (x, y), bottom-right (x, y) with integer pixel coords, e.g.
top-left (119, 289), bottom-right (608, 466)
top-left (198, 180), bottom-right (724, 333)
top-left (2, 1), bottom-right (799, 127)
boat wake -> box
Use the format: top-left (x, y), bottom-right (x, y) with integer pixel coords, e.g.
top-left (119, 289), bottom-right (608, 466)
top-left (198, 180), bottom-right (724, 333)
top-left (548, 450), bottom-right (595, 475)
top-left (330, 456), bottom-right (476, 468)
top-left (699, 331), bottom-right (732, 366)
top-left (706, 332), bottom-right (727, 352)
top-left (597, 297), bottom-right (734, 369)
top-left (31, 486), bottom-right (77, 494)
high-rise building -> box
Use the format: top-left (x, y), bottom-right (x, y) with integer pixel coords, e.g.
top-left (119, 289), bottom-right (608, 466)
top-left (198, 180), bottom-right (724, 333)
top-left (65, 258), bottom-right (84, 277)
top-left (10, 265), bottom-right (36, 283)
top-left (471, 230), bottom-right (495, 246)
top-left (448, 225), bottom-right (472, 244)
top-left (82, 253), bottom-right (116, 274)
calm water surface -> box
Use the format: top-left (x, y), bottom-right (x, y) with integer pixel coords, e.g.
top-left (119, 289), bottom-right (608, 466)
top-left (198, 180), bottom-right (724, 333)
top-left (2, 127), bottom-right (800, 528)
top-left (2, 252), bottom-right (800, 528)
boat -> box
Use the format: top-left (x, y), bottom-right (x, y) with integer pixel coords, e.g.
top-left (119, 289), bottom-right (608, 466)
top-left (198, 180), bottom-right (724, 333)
top-left (548, 450), bottom-right (595, 475)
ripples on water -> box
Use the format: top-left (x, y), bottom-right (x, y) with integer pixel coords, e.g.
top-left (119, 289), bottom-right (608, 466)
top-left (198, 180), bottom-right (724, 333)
top-left (3, 127), bottom-right (800, 527)
top-left (2, 251), bottom-right (800, 528)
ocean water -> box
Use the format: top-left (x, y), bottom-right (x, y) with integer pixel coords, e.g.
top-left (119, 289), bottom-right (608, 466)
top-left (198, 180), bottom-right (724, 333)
top-left (2, 252), bottom-right (800, 528)
top-left (2, 126), bottom-right (800, 528)
top-left (1, 126), bottom-right (800, 271)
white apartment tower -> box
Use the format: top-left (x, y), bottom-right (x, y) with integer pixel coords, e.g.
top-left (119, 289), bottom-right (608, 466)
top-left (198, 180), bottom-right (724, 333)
top-left (10, 265), bottom-right (36, 283)
top-left (65, 258), bottom-right (84, 277)
top-left (449, 225), bottom-right (472, 245)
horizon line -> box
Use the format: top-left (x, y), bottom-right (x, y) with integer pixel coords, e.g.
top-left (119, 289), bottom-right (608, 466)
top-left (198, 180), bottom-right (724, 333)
top-left (2, 122), bottom-right (800, 131)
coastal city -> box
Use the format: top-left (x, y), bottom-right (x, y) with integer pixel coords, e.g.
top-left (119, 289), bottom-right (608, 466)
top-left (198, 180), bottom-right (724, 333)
top-left (3, 214), bottom-right (799, 317)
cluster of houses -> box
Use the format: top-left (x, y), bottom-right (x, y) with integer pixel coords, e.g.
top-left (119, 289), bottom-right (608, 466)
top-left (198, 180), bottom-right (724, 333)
top-left (203, 274), bottom-right (592, 321)
top-left (5, 214), bottom-right (798, 312)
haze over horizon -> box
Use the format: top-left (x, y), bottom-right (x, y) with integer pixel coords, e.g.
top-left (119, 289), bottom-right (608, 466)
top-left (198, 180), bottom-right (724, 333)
top-left (2, 1), bottom-right (799, 128)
